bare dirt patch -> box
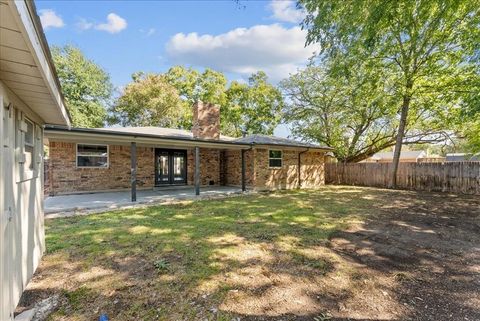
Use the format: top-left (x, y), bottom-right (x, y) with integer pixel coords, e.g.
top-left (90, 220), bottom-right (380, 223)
top-left (17, 187), bottom-right (480, 320)
top-left (328, 189), bottom-right (480, 321)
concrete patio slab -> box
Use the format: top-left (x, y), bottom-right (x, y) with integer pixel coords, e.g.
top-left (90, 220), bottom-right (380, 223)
top-left (45, 186), bottom-right (245, 217)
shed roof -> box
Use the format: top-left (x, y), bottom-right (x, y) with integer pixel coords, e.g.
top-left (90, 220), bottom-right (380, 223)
top-left (0, 0), bottom-right (70, 125)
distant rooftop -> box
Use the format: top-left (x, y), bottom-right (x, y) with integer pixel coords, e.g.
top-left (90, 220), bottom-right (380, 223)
top-left (445, 153), bottom-right (480, 162)
top-left (370, 150), bottom-right (426, 160)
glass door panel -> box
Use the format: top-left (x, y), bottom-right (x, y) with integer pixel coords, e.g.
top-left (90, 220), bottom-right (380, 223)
top-left (172, 152), bottom-right (186, 183)
top-left (156, 151), bottom-right (170, 185)
top-left (155, 149), bottom-right (187, 185)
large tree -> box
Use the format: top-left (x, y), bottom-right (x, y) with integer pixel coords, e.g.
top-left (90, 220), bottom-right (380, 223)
top-left (164, 66), bottom-right (227, 108)
top-left (109, 72), bottom-right (187, 128)
top-left (282, 62), bottom-right (449, 162)
top-left (110, 67), bottom-right (283, 136)
top-left (163, 66), bottom-right (228, 129)
top-left (300, 0), bottom-right (480, 186)
top-left (52, 45), bottom-right (112, 127)
top-left (224, 71), bottom-right (283, 137)
top-left (458, 71), bottom-right (480, 152)
top-left (165, 67), bottom-right (283, 137)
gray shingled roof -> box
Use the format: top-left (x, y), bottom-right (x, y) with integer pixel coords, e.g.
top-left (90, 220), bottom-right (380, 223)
top-left (233, 134), bottom-right (332, 150)
top-left (45, 126), bottom-right (332, 150)
top-left (95, 126), bottom-right (236, 142)
top-left (445, 153), bottom-right (480, 162)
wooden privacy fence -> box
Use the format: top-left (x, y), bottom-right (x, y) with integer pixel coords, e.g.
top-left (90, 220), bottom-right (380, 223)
top-left (325, 162), bottom-right (480, 195)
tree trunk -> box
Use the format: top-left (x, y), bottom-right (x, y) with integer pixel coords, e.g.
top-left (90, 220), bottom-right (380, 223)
top-left (390, 94), bottom-right (411, 188)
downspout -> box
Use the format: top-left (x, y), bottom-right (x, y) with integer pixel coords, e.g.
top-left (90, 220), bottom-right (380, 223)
top-left (298, 148), bottom-right (309, 189)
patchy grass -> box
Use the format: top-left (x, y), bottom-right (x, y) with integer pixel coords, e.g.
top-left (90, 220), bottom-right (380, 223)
top-left (19, 186), bottom-right (480, 320)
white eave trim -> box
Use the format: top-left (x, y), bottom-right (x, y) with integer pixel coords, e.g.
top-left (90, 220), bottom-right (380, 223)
top-left (10, 0), bottom-right (70, 126)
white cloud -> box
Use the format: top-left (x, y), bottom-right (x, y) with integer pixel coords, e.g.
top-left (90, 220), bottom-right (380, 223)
top-left (75, 13), bottom-right (127, 34)
top-left (39, 9), bottom-right (65, 30)
top-left (95, 13), bottom-right (127, 33)
top-left (268, 0), bottom-right (306, 24)
top-left (166, 24), bottom-right (318, 83)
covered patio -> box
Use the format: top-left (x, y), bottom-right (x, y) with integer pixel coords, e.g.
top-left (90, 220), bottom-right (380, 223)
top-left (44, 126), bottom-right (252, 202)
top-left (44, 185), bottom-right (244, 216)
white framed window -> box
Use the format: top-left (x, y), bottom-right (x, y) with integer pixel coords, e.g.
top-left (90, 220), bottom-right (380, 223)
top-left (24, 118), bottom-right (34, 171)
top-left (15, 111), bottom-right (40, 182)
top-left (269, 150), bottom-right (282, 168)
top-left (76, 144), bottom-right (109, 168)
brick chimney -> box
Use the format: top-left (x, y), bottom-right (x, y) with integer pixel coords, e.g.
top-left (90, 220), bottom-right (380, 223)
top-left (192, 101), bottom-right (220, 140)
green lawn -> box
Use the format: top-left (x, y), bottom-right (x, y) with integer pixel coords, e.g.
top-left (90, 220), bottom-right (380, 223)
top-left (41, 188), bottom-right (370, 320)
top-left (23, 186), bottom-right (480, 320)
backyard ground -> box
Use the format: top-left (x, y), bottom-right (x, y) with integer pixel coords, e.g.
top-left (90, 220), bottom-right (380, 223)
top-left (18, 186), bottom-right (480, 321)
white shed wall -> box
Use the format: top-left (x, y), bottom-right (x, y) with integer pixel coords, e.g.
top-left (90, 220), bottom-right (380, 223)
top-left (0, 80), bottom-right (45, 321)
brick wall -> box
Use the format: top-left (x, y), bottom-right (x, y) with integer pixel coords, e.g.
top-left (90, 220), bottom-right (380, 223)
top-left (48, 141), bottom-right (325, 195)
top-left (219, 148), bottom-right (325, 190)
top-left (192, 101), bottom-right (220, 139)
top-left (44, 158), bottom-right (50, 196)
top-left (48, 142), bottom-right (224, 195)
top-left (299, 151), bottom-right (325, 188)
top-left (223, 149), bottom-right (255, 187)
top-left (49, 142), bottom-right (155, 195)
top-left (186, 148), bottom-right (221, 186)
top-left (253, 148), bottom-right (325, 190)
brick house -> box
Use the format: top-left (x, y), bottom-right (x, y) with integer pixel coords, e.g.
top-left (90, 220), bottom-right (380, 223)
top-left (45, 102), bottom-right (331, 198)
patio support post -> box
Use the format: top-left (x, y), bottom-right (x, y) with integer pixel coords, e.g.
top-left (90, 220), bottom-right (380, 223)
top-left (195, 146), bottom-right (200, 195)
top-left (241, 149), bottom-right (246, 192)
top-left (131, 142), bottom-right (137, 202)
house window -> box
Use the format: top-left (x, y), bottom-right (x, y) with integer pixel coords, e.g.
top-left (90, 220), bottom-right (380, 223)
top-left (24, 118), bottom-right (34, 171)
top-left (77, 144), bottom-right (108, 168)
top-left (269, 150), bottom-right (282, 168)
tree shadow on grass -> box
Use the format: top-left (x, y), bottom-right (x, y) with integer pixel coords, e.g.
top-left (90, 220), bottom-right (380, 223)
top-left (18, 187), bottom-right (480, 320)
top-left (326, 187), bottom-right (480, 321)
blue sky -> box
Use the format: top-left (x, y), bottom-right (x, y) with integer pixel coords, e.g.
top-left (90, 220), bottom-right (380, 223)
top-left (37, 0), bottom-right (317, 136)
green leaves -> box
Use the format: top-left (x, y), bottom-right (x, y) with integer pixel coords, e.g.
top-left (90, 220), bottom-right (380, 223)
top-left (224, 71), bottom-right (283, 137)
top-left (109, 73), bottom-right (188, 128)
top-left (298, 0), bottom-right (480, 159)
top-left (110, 67), bottom-right (283, 137)
top-left (52, 45), bottom-right (113, 128)
top-left (164, 66), bottom-right (228, 108)
top-left (281, 62), bottom-right (398, 162)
